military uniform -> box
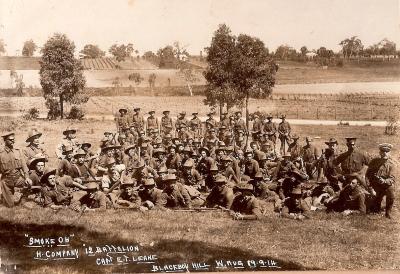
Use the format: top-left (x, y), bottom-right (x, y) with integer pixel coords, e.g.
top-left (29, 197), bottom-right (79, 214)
top-left (366, 156), bottom-right (395, 217)
top-left (205, 184), bottom-right (234, 209)
top-left (161, 116), bottom-right (174, 134)
top-left (0, 146), bottom-right (30, 207)
top-left (139, 187), bottom-right (167, 209)
top-left (263, 120), bottom-right (277, 144)
top-left (163, 182), bottom-right (192, 208)
top-left (70, 190), bottom-right (109, 212)
top-left (278, 120), bottom-right (291, 154)
top-left (231, 195), bottom-right (262, 219)
top-left (41, 183), bottom-right (71, 207)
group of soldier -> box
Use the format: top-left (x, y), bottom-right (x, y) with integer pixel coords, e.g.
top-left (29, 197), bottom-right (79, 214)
top-left (0, 106), bottom-right (396, 220)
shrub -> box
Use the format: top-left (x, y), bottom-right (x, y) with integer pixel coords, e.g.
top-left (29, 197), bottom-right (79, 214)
top-left (23, 107), bottom-right (39, 120)
top-left (67, 105), bottom-right (85, 120)
top-left (385, 116), bottom-right (399, 135)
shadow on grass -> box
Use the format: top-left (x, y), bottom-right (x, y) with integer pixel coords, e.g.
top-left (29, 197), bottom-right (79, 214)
top-left (0, 218), bottom-right (317, 273)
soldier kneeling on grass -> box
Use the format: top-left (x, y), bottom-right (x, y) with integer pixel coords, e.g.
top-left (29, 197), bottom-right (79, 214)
top-left (279, 187), bottom-right (310, 220)
top-left (70, 182), bottom-right (110, 212)
top-left (40, 169), bottom-right (72, 210)
top-left (230, 183), bottom-right (263, 220)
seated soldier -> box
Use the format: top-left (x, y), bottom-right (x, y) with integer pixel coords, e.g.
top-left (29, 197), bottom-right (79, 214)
top-left (131, 159), bottom-right (152, 184)
top-left (81, 142), bottom-right (97, 170)
top-left (123, 144), bottom-right (139, 176)
top-left (40, 169), bottom-right (72, 210)
top-left (220, 156), bottom-right (240, 185)
top-left (139, 178), bottom-right (167, 209)
top-left (204, 175), bottom-right (234, 209)
top-left (325, 174), bottom-right (371, 216)
top-left (249, 172), bottom-right (279, 202)
top-left (115, 180), bottom-right (147, 211)
top-left (204, 164), bottom-right (220, 190)
top-left (279, 187), bottom-right (310, 220)
top-left (57, 144), bottom-right (74, 177)
top-left (196, 147), bottom-right (215, 176)
top-left (70, 182), bottom-right (109, 212)
top-left (243, 151), bottom-right (260, 180)
top-left (70, 149), bottom-right (96, 183)
top-left (28, 156), bottom-right (47, 186)
top-left (162, 174), bottom-right (192, 209)
top-left (180, 159), bottom-right (204, 190)
top-left (230, 183), bottom-right (262, 220)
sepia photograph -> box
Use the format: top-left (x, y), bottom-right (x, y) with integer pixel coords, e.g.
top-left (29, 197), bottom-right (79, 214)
top-left (0, 0), bottom-right (399, 273)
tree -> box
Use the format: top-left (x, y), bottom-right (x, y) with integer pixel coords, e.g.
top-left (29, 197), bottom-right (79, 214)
top-left (80, 44), bottom-right (105, 58)
top-left (275, 45), bottom-right (297, 60)
top-left (378, 38), bottom-right (396, 56)
top-left (22, 40), bottom-right (38, 57)
top-left (128, 73), bottom-right (143, 85)
top-left (339, 36), bottom-right (363, 58)
top-left (157, 45), bottom-right (178, 68)
top-left (300, 46), bottom-right (308, 56)
top-left (39, 33), bottom-right (86, 119)
top-left (232, 34), bottom-right (277, 131)
top-left (177, 66), bottom-right (199, 96)
top-left (109, 43), bottom-right (134, 62)
top-left (0, 39), bottom-right (6, 56)
top-left (204, 25), bottom-right (277, 131)
top-left (173, 41), bottom-right (189, 61)
top-left (203, 24), bottom-right (241, 115)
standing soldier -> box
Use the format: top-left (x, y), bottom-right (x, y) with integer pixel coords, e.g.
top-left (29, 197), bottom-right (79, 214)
top-left (0, 132), bottom-right (32, 207)
top-left (278, 115), bottom-right (291, 155)
top-left (287, 134), bottom-right (302, 161)
top-left (116, 108), bottom-right (129, 134)
top-left (251, 114), bottom-right (263, 137)
top-left (334, 137), bottom-right (370, 189)
top-left (132, 107), bottom-right (145, 132)
top-left (161, 110), bottom-right (174, 135)
top-left (301, 136), bottom-right (319, 179)
top-left (263, 114), bottom-right (277, 147)
top-left (219, 112), bottom-right (230, 129)
top-left (366, 143), bottom-right (396, 218)
top-left (190, 112), bottom-right (202, 136)
top-left (23, 129), bottom-right (49, 162)
top-left (206, 112), bottom-right (218, 129)
top-left (146, 110), bottom-right (159, 135)
top-left (175, 112), bottom-right (189, 134)
top-left (235, 111), bottom-right (247, 134)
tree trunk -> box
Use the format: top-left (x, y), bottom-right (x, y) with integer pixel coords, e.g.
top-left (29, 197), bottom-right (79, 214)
top-left (60, 94), bottom-right (64, 119)
top-left (245, 92), bottom-right (249, 131)
top-left (219, 102), bottom-right (223, 121)
top-left (187, 83), bottom-right (193, 96)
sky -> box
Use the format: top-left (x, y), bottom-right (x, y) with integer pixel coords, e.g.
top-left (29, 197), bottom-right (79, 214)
top-left (0, 0), bottom-right (399, 56)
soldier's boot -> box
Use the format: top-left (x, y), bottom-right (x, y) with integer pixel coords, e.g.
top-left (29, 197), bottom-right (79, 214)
top-left (385, 187), bottom-right (395, 219)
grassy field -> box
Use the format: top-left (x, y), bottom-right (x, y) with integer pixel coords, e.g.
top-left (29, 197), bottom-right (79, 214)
top-left (0, 118), bottom-right (399, 273)
top-left (2, 94), bottom-right (399, 121)
top-left (1, 57), bottom-right (400, 89)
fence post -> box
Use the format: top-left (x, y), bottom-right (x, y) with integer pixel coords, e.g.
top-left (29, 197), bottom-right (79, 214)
top-left (297, 108), bottom-right (299, 119)
top-left (370, 107), bottom-right (373, 120)
top-left (316, 108), bottom-right (319, 120)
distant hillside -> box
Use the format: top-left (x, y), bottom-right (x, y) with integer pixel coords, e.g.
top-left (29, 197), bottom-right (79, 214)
top-left (0, 56), bottom-right (158, 70)
top-left (0, 57), bottom-right (41, 70)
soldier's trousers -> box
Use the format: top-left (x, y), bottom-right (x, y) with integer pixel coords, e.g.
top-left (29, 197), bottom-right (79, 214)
top-left (371, 185), bottom-right (395, 215)
top-left (0, 177), bottom-right (25, 207)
